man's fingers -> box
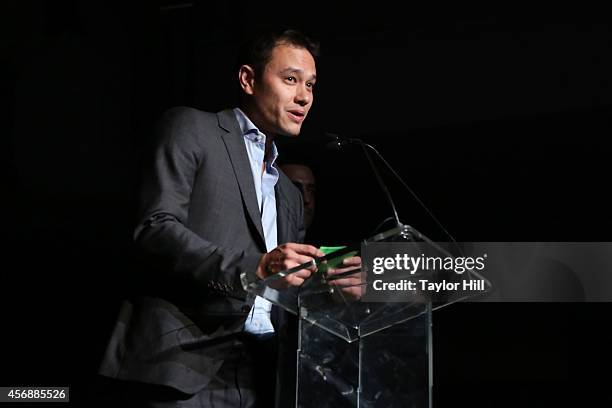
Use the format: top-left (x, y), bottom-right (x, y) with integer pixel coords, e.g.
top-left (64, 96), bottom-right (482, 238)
top-left (285, 274), bottom-right (306, 286)
top-left (275, 248), bottom-right (317, 272)
top-left (287, 268), bottom-right (311, 279)
top-left (264, 243), bottom-right (343, 288)
top-left (342, 256), bottom-right (362, 266)
top-left (281, 243), bottom-right (324, 258)
top-left (325, 256), bottom-right (361, 275)
top-left (269, 245), bottom-right (320, 271)
top-left (329, 277), bottom-right (362, 287)
top-left (327, 265), bottom-right (361, 276)
top-left (291, 254), bottom-right (318, 271)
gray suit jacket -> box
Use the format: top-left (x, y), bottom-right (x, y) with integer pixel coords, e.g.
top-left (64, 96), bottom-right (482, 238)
top-left (99, 107), bottom-right (305, 394)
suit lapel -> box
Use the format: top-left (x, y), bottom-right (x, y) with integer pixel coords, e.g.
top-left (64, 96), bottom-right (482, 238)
top-left (275, 171), bottom-right (294, 245)
top-left (217, 110), bottom-right (266, 249)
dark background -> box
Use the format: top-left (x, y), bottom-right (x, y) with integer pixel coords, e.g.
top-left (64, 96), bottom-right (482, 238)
top-left (2, 1), bottom-right (611, 406)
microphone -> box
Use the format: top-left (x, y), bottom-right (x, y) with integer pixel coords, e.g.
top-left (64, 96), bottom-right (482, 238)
top-left (322, 134), bottom-right (490, 303)
top-left (324, 132), bottom-right (359, 151)
top-left (324, 132), bottom-right (459, 245)
top-left (324, 132), bottom-right (402, 228)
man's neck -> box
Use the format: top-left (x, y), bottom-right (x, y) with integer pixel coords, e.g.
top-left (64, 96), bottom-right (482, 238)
top-left (240, 105), bottom-right (276, 162)
top-left (264, 135), bottom-right (275, 163)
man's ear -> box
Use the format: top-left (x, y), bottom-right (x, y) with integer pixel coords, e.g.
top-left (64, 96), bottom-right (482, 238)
top-left (238, 65), bottom-right (256, 95)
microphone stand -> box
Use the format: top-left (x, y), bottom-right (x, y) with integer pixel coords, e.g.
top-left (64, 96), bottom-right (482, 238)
top-left (325, 133), bottom-right (402, 230)
top-left (325, 132), bottom-right (457, 244)
top-left (324, 132), bottom-right (492, 290)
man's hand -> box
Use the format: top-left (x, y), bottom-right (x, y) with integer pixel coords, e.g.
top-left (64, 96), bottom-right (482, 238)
top-left (256, 243), bottom-right (324, 289)
top-left (327, 256), bottom-right (364, 300)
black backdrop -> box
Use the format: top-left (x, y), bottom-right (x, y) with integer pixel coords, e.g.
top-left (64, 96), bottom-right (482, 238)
top-left (2, 1), bottom-right (611, 406)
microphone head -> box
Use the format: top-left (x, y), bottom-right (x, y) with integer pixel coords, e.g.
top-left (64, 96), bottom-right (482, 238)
top-left (323, 132), bottom-right (358, 151)
top-left (324, 139), bottom-right (344, 151)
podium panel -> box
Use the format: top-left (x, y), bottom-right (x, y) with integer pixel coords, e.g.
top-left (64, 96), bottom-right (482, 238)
top-left (244, 225), bottom-right (490, 408)
top-left (297, 311), bottom-right (430, 408)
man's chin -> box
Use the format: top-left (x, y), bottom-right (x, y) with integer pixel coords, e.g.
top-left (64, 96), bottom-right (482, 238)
top-left (278, 127), bottom-right (302, 137)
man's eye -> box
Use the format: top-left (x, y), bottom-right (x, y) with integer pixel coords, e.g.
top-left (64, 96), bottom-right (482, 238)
top-left (306, 82), bottom-right (314, 88)
top-left (292, 182), bottom-right (305, 193)
top-left (286, 76), bottom-right (296, 83)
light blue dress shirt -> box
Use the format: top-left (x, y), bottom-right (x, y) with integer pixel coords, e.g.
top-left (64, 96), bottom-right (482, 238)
top-left (233, 108), bottom-right (279, 335)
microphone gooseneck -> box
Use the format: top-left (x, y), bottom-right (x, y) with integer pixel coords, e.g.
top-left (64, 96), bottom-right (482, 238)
top-left (323, 132), bottom-right (458, 245)
top-left (324, 132), bottom-right (402, 228)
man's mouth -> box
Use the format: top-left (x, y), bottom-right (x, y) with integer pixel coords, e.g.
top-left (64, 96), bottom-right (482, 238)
top-left (288, 110), bottom-right (305, 122)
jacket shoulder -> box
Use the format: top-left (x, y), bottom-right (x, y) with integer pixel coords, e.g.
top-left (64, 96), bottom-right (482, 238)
top-left (158, 106), bottom-right (218, 131)
top-left (152, 106), bottom-right (227, 150)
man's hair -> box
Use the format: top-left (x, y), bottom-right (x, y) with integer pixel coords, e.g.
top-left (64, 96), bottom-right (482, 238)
top-left (237, 28), bottom-right (320, 79)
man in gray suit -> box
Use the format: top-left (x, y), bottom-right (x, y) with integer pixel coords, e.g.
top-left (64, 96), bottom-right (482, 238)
top-left (96, 29), bottom-right (337, 407)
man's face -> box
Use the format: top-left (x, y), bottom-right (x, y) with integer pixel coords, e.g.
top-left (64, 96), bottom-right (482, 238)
top-left (280, 164), bottom-right (316, 229)
top-left (243, 43), bottom-right (316, 137)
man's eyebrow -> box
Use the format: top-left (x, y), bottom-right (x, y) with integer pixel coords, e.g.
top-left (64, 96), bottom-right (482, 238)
top-left (280, 67), bottom-right (317, 81)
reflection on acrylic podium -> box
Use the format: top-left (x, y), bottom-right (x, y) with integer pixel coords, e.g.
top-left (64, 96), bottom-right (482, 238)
top-left (247, 224), bottom-right (491, 408)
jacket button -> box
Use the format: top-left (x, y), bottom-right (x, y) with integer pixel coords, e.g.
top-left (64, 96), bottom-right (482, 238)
top-left (241, 305), bottom-right (251, 313)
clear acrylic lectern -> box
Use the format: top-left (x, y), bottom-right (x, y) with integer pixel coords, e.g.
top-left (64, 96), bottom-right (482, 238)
top-left (245, 224), bottom-right (491, 408)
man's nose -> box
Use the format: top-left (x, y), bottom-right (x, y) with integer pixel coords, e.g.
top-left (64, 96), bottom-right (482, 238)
top-left (303, 189), bottom-right (316, 208)
top-left (295, 85), bottom-right (311, 106)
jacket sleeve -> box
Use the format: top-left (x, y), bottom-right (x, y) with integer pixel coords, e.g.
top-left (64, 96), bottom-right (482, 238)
top-left (133, 107), bottom-right (262, 301)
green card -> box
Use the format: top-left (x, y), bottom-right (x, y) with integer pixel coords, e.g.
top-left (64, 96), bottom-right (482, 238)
top-left (319, 246), bottom-right (358, 268)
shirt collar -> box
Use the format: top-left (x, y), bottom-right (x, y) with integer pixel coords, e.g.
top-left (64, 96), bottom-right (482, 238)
top-left (233, 108), bottom-right (261, 139)
top-left (233, 108), bottom-right (279, 165)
